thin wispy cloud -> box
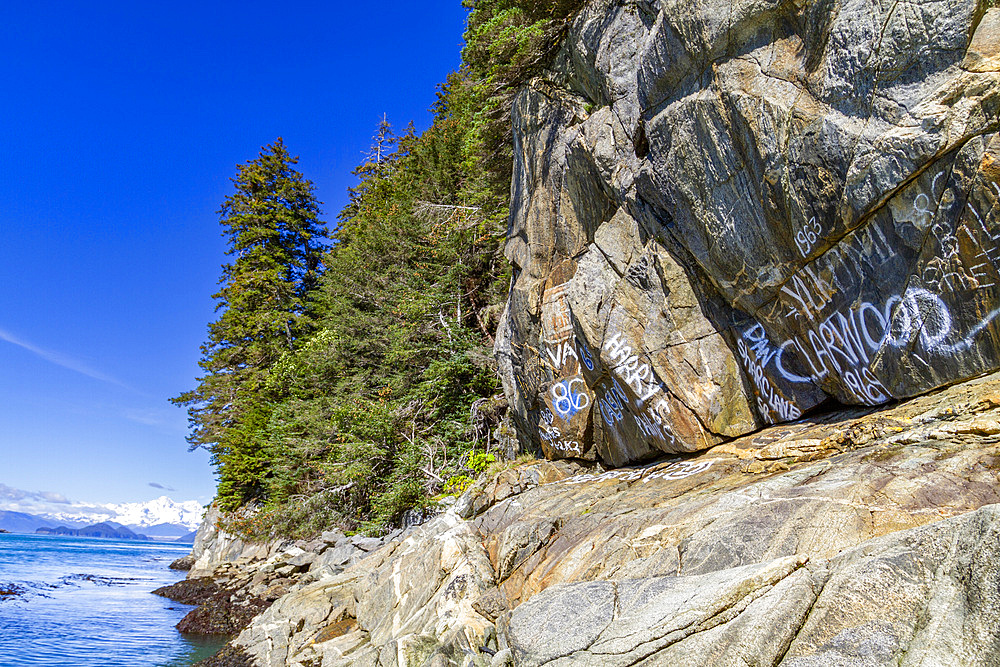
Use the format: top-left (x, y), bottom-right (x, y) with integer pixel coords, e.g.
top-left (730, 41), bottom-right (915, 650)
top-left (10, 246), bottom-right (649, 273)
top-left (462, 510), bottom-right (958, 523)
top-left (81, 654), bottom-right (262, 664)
top-left (121, 407), bottom-right (187, 431)
top-left (38, 491), bottom-right (70, 504)
top-left (0, 326), bottom-right (131, 389)
top-left (0, 483), bottom-right (71, 505)
top-left (149, 482), bottom-right (175, 492)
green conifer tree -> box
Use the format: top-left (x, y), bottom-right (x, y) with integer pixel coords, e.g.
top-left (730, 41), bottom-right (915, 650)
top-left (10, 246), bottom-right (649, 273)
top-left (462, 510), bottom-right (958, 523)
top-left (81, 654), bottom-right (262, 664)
top-left (173, 138), bottom-right (327, 508)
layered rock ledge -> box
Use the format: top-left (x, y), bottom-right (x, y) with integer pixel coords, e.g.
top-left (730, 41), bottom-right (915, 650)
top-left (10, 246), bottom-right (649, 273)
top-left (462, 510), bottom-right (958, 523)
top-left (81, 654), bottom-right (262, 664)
top-left (155, 513), bottom-right (393, 642)
top-left (187, 371), bottom-right (1000, 666)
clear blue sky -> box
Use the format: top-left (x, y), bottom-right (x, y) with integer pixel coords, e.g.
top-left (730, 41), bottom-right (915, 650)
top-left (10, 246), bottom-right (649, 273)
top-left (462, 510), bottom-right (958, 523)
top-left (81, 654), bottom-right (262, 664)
top-left (0, 1), bottom-right (467, 508)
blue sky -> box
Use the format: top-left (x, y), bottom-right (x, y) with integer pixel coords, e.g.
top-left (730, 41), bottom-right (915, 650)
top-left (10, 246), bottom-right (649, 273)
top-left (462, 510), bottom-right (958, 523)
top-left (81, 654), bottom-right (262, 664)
top-left (0, 1), bottom-right (467, 509)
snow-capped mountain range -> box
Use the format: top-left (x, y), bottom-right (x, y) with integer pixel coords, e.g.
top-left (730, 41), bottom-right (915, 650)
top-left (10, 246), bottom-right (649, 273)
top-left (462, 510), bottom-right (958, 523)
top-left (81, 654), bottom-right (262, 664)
top-left (40, 496), bottom-right (205, 532)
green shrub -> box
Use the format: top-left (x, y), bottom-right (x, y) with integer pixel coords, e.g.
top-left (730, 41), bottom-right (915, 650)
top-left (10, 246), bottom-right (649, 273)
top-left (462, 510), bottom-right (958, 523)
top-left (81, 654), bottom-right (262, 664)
top-left (467, 451), bottom-right (496, 474)
top-left (442, 475), bottom-right (473, 495)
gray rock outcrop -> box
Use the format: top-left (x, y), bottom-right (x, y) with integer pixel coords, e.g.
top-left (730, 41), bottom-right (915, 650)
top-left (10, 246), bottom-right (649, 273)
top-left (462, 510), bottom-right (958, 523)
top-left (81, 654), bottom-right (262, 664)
top-left (506, 505), bottom-right (1000, 666)
top-left (232, 512), bottom-right (495, 667)
top-left (164, 510), bottom-right (392, 640)
top-left (496, 0), bottom-right (1000, 466)
top-left (187, 505), bottom-right (271, 578)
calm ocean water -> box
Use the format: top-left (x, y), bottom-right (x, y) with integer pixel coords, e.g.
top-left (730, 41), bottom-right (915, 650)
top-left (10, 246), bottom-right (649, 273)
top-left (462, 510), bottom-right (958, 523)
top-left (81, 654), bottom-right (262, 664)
top-left (0, 532), bottom-right (225, 666)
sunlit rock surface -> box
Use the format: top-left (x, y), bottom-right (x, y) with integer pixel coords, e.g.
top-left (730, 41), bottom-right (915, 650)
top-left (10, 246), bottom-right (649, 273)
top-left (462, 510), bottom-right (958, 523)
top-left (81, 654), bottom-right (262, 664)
top-left (496, 0), bottom-right (1000, 466)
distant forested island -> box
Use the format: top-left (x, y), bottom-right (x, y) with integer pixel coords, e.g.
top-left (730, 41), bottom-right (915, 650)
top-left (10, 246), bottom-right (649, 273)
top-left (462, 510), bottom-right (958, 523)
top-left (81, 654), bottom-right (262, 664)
top-left (36, 522), bottom-right (151, 540)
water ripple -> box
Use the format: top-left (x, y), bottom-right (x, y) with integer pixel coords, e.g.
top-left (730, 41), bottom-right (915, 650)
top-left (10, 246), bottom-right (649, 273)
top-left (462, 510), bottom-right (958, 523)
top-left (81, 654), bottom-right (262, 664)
top-left (0, 534), bottom-right (226, 666)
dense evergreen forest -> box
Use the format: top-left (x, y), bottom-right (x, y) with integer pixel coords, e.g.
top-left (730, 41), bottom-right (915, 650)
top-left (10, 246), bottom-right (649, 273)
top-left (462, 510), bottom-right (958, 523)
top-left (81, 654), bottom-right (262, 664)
top-left (173, 0), bottom-right (585, 537)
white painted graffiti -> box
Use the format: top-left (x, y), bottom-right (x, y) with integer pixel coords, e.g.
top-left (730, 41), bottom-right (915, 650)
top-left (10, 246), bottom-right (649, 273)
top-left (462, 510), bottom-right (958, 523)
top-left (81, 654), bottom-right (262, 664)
top-left (545, 336), bottom-right (595, 372)
top-left (746, 171), bottom-right (1000, 409)
top-left (546, 339), bottom-right (579, 370)
top-left (539, 408), bottom-right (584, 456)
top-left (911, 170), bottom-right (947, 226)
top-left (799, 287), bottom-right (951, 358)
top-left (750, 287), bottom-right (956, 405)
top-left (893, 169), bottom-right (1000, 292)
top-left (737, 328), bottom-right (802, 423)
top-left (916, 171), bottom-right (994, 292)
top-left (824, 221), bottom-right (896, 297)
top-left (634, 406), bottom-right (676, 445)
top-left (550, 376), bottom-right (590, 420)
top-left (966, 198), bottom-right (1000, 287)
top-left (604, 332), bottom-right (663, 402)
top-left (595, 369), bottom-right (675, 446)
top-left (539, 426), bottom-right (583, 455)
top-left (553, 440), bottom-right (584, 456)
top-left (935, 307), bottom-right (1000, 354)
top-left (641, 459), bottom-right (714, 482)
top-left (884, 288), bottom-right (953, 350)
top-left (795, 217), bottom-right (823, 258)
top-left (740, 324), bottom-right (812, 384)
top-left (600, 331), bottom-right (677, 445)
top-left (780, 266), bottom-right (836, 321)
top-left (563, 459), bottom-right (715, 485)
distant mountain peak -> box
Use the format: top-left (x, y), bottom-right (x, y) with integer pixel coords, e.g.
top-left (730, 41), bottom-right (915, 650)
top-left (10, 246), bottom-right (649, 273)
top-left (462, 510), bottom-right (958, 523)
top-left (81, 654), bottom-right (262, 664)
top-left (104, 497), bottom-right (204, 530)
top-left (24, 497), bottom-right (205, 533)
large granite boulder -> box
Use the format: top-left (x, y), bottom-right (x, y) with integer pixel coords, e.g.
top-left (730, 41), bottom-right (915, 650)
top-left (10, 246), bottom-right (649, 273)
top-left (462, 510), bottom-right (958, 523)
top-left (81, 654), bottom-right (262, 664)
top-left (496, 0), bottom-right (1000, 466)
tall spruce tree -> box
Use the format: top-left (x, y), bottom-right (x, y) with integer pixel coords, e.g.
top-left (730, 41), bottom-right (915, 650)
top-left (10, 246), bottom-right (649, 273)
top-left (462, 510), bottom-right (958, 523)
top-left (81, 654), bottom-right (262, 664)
top-left (173, 138), bottom-right (327, 508)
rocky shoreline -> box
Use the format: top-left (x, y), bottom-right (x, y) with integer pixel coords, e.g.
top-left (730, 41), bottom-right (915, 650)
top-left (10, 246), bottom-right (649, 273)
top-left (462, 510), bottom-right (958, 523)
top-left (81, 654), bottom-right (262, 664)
top-left (165, 370), bottom-right (1000, 666)
top-left (0, 583), bottom-right (26, 601)
top-left (154, 521), bottom-right (396, 642)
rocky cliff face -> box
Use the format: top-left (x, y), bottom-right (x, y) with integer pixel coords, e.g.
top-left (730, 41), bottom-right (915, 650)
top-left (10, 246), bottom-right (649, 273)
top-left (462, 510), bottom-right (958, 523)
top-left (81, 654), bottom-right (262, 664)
top-left (496, 0), bottom-right (1000, 466)
top-left (185, 505), bottom-right (275, 578)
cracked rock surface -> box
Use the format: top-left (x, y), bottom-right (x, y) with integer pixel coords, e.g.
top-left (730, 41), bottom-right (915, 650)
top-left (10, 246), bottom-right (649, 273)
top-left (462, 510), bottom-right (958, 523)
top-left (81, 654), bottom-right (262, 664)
top-left (507, 506), bottom-right (1000, 666)
top-left (496, 0), bottom-right (1000, 467)
top-left (160, 508), bottom-right (393, 661)
top-left (178, 1), bottom-right (1000, 663)
top-left (212, 371), bottom-right (1000, 665)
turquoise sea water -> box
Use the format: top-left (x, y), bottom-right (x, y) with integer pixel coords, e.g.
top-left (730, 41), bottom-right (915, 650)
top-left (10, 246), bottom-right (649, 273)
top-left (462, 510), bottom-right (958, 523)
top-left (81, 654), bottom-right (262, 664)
top-left (0, 533), bottom-right (224, 666)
